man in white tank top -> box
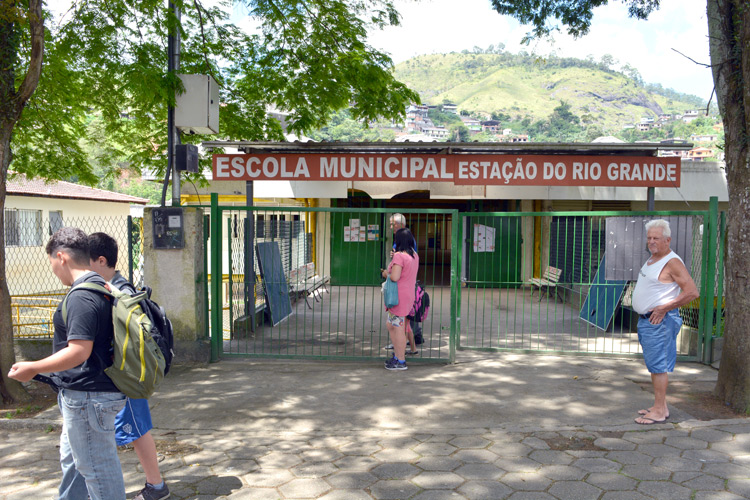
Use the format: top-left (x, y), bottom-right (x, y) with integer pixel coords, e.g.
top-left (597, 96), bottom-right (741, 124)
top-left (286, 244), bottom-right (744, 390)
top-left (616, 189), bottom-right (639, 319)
top-left (631, 219), bottom-right (698, 425)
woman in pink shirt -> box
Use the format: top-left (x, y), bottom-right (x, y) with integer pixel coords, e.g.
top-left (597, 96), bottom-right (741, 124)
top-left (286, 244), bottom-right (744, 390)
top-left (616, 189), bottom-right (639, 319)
top-left (381, 228), bottom-right (419, 370)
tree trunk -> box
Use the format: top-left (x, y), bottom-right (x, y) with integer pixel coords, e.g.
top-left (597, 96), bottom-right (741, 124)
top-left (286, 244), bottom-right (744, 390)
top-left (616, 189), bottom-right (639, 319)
top-left (0, 126), bottom-right (29, 404)
top-left (0, 0), bottom-right (45, 404)
top-left (708, 0), bottom-right (750, 414)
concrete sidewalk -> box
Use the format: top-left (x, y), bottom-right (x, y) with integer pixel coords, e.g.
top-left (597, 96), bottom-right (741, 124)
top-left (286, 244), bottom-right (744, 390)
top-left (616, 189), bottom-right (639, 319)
top-left (1, 352), bottom-right (749, 499)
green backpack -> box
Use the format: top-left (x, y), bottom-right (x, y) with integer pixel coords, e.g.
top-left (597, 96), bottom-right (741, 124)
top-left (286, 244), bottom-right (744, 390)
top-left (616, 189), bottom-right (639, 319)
top-left (62, 282), bottom-right (166, 399)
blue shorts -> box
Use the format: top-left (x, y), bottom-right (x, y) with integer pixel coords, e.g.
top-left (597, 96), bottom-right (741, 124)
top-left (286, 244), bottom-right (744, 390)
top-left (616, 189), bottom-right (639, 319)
top-left (115, 398), bottom-right (153, 446)
top-left (638, 309), bottom-right (682, 374)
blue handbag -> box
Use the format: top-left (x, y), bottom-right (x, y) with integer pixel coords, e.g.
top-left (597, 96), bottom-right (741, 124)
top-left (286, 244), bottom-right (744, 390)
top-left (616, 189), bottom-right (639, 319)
top-left (384, 277), bottom-right (399, 309)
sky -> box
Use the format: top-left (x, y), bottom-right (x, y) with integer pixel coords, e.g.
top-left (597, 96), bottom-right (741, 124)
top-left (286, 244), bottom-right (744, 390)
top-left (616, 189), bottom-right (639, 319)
top-left (367, 0), bottom-right (714, 100)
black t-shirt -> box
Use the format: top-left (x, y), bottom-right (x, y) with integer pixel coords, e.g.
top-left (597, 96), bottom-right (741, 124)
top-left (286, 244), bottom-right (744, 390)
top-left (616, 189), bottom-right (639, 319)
top-left (52, 272), bottom-right (119, 392)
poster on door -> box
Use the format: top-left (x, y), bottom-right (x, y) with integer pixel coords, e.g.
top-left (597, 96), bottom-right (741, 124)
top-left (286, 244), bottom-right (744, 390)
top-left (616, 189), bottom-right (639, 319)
top-left (473, 224), bottom-right (496, 252)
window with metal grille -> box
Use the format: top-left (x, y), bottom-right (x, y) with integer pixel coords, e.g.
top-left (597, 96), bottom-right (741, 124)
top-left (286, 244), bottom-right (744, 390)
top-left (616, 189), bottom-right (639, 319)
top-left (49, 210), bottom-right (64, 235)
top-left (4, 209), bottom-right (43, 246)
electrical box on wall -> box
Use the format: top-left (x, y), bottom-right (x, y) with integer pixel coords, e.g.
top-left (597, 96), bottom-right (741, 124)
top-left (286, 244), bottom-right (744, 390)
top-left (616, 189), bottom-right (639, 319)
top-left (175, 74), bottom-right (219, 134)
top-left (152, 207), bottom-right (185, 249)
top-left (175, 144), bottom-right (199, 173)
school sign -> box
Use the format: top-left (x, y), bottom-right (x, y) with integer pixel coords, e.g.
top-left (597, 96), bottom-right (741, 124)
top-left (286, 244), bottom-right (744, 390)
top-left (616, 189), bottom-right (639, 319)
top-left (212, 153), bottom-right (681, 187)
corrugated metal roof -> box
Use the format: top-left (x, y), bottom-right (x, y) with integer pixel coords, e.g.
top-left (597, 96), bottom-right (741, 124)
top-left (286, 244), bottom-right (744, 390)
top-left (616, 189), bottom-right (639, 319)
top-left (200, 140), bottom-right (694, 155)
top-left (7, 174), bottom-right (149, 205)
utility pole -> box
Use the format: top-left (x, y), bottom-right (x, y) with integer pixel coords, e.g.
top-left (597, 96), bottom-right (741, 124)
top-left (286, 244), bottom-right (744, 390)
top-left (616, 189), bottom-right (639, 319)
top-left (166, 0), bottom-right (181, 206)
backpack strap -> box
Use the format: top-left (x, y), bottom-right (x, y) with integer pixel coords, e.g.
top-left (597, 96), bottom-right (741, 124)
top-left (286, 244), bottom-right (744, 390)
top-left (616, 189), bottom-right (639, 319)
top-left (61, 282), bottom-right (113, 325)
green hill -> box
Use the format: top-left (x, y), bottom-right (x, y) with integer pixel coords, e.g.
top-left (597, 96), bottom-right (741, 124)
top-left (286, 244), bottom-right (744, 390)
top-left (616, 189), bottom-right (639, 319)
top-left (393, 52), bottom-right (707, 133)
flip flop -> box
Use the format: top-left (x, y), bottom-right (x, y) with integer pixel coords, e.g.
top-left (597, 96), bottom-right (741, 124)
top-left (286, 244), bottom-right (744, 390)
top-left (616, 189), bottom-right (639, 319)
top-left (634, 416), bottom-right (668, 425)
top-left (638, 409), bottom-right (670, 419)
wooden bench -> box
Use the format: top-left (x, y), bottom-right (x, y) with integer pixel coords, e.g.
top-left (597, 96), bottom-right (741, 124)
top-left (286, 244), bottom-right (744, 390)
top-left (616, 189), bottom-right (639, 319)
top-left (527, 266), bottom-right (563, 302)
top-left (288, 262), bottom-right (330, 308)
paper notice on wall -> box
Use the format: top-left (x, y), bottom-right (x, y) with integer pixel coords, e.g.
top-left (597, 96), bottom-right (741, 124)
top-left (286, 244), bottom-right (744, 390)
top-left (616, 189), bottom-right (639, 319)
top-left (485, 226), bottom-right (495, 252)
top-left (473, 224), bottom-right (496, 253)
top-left (367, 224), bottom-right (380, 241)
top-left (359, 227), bottom-right (366, 242)
top-left (474, 224), bottom-right (485, 252)
top-left (350, 219), bottom-right (360, 229)
top-left (344, 226), bottom-right (351, 242)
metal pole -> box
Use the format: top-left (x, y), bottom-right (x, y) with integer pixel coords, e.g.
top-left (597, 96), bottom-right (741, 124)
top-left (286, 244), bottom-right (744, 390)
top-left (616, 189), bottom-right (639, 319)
top-left (245, 181), bottom-right (256, 332)
top-left (127, 215), bottom-right (134, 285)
top-left (210, 193), bottom-right (221, 362)
top-left (702, 196), bottom-right (719, 363)
top-left (168, 1), bottom-right (181, 206)
top-left (647, 187), bottom-right (655, 211)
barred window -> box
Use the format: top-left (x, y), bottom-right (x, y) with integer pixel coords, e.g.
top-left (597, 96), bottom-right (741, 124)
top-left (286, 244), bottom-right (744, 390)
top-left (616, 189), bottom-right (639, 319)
top-left (49, 210), bottom-right (64, 235)
top-left (4, 209), bottom-right (44, 246)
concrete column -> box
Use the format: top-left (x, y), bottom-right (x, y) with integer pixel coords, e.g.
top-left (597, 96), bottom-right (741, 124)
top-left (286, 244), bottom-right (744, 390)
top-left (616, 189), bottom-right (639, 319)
top-left (143, 207), bottom-right (209, 363)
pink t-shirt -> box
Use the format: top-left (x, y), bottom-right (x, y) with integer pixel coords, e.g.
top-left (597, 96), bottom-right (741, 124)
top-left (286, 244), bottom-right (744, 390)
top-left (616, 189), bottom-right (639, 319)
top-left (387, 251), bottom-right (420, 316)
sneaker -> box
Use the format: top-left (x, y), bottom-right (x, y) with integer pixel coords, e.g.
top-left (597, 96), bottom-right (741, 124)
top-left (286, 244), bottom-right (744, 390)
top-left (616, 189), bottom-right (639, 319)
top-left (384, 357), bottom-right (408, 371)
top-left (384, 341), bottom-right (410, 350)
top-left (406, 350), bottom-right (419, 356)
top-left (134, 483), bottom-right (170, 500)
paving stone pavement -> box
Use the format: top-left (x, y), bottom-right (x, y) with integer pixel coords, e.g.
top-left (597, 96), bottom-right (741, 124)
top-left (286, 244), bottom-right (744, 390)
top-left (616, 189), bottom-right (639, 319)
top-left (1, 353), bottom-right (749, 499)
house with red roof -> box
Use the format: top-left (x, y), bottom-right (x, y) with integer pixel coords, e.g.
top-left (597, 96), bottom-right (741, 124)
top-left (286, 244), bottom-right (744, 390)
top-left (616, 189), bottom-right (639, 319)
top-left (5, 173), bottom-right (148, 296)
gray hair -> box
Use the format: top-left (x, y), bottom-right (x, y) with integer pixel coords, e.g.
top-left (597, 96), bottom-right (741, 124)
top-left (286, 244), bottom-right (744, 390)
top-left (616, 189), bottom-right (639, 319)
top-left (390, 213), bottom-right (406, 227)
top-left (645, 219), bottom-right (671, 238)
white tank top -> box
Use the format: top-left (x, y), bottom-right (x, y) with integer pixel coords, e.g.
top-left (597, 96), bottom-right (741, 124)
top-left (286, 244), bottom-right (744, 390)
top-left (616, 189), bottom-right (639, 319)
top-left (631, 250), bottom-right (684, 315)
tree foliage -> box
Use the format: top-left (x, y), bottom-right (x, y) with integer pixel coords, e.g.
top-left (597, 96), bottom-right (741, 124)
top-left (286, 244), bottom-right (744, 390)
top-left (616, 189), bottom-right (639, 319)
top-left (0, 0), bottom-right (418, 402)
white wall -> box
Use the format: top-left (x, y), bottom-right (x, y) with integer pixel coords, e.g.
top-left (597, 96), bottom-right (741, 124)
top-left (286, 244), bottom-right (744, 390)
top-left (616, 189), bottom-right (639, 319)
top-left (5, 196), bottom-right (137, 295)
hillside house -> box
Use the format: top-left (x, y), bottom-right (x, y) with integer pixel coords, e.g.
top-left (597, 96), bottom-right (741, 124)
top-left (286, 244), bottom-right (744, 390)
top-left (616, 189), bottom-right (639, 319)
top-left (682, 110), bottom-right (700, 123)
top-left (461, 117), bottom-right (482, 131)
top-left (690, 134), bottom-right (718, 143)
top-left (422, 126), bottom-right (449, 139)
top-left (481, 120), bottom-right (501, 133)
top-left (442, 104), bottom-right (458, 114)
top-left (687, 147), bottom-right (714, 161)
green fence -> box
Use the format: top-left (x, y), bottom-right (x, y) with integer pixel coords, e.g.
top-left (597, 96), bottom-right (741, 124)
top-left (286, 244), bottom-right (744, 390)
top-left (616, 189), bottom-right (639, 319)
top-left (207, 195), bottom-right (724, 365)
top-left (459, 207), bottom-right (724, 362)
top-left (209, 196), bottom-right (459, 363)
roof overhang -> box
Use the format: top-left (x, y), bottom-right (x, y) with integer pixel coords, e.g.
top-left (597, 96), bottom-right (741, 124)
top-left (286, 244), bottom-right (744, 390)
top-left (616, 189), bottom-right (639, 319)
top-left (201, 140), bottom-right (693, 156)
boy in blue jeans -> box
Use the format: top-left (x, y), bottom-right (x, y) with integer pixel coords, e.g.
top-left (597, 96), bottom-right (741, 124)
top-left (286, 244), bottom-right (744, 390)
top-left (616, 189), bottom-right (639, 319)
top-left (88, 232), bottom-right (170, 500)
top-left (9, 227), bottom-right (127, 500)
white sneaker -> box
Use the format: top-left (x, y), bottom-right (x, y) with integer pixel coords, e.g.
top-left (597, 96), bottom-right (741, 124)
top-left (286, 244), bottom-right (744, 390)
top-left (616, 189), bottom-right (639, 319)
top-left (384, 341), bottom-right (410, 350)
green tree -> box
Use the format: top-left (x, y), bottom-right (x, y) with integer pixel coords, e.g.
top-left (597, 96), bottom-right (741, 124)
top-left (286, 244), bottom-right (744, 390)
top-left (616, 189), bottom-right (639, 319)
top-left (0, 0), bottom-right (418, 403)
top-left (490, 0), bottom-right (750, 414)
top-left (449, 124), bottom-right (470, 142)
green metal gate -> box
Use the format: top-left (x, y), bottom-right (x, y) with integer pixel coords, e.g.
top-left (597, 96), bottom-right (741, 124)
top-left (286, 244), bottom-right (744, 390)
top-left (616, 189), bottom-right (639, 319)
top-left (459, 202), bottom-right (725, 363)
top-left (209, 195), bottom-right (460, 363)
top-left (208, 194), bottom-right (724, 364)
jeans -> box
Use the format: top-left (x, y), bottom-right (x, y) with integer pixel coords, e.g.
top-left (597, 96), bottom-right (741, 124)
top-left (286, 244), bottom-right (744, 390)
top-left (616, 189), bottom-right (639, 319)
top-left (57, 389), bottom-right (127, 500)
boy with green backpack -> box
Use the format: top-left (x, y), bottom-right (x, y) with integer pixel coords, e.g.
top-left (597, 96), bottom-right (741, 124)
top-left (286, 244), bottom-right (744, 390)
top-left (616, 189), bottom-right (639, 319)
top-left (8, 227), bottom-right (127, 500)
